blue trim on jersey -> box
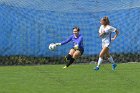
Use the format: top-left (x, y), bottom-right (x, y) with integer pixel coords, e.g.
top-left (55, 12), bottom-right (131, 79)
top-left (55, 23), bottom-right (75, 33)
top-left (109, 33), bottom-right (112, 43)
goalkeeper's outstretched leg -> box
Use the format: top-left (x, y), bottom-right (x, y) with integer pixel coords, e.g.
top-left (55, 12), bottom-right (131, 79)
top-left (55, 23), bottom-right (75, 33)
top-left (63, 48), bottom-right (84, 68)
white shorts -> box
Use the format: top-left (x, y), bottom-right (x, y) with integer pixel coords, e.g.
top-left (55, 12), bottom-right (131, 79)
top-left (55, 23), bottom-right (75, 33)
top-left (102, 42), bottom-right (111, 49)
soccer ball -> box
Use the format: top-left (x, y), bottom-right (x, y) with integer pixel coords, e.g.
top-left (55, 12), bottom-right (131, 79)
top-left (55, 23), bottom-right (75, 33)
top-left (49, 43), bottom-right (56, 51)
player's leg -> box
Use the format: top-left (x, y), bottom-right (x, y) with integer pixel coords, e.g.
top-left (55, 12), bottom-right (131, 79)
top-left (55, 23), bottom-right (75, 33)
top-left (106, 51), bottom-right (117, 70)
top-left (63, 49), bottom-right (75, 68)
top-left (106, 50), bottom-right (114, 63)
top-left (64, 49), bottom-right (75, 62)
top-left (72, 50), bottom-right (81, 59)
top-left (72, 48), bottom-right (84, 61)
top-left (66, 50), bottom-right (81, 67)
top-left (95, 47), bottom-right (109, 70)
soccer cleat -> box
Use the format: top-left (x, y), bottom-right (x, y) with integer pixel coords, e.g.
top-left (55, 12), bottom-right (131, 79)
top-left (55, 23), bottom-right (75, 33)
top-left (112, 64), bottom-right (117, 70)
top-left (63, 66), bottom-right (67, 69)
top-left (64, 56), bottom-right (68, 62)
top-left (94, 66), bottom-right (99, 71)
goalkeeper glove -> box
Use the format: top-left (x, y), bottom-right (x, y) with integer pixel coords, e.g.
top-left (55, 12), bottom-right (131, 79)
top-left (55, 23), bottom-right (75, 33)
top-left (55, 43), bottom-right (61, 46)
top-left (74, 45), bottom-right (79, 50)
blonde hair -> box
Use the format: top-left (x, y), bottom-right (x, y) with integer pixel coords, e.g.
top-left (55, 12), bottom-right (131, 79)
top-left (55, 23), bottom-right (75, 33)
top-left (102, 16), bottom-right (110, 25)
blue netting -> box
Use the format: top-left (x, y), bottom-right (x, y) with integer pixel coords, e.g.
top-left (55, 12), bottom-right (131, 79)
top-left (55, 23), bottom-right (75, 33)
top-left (0, 0), bottom-right (140, 57)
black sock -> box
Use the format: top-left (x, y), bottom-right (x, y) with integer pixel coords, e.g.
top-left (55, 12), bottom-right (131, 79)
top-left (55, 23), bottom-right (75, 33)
top-left (66, 58), bottom-right (75, 67)
top-left (66, 54), bottom-right (72, 60)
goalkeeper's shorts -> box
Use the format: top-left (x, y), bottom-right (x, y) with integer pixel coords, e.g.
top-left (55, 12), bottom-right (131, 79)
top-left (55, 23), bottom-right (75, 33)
top-left (72, 47), bottom-right (84, 55)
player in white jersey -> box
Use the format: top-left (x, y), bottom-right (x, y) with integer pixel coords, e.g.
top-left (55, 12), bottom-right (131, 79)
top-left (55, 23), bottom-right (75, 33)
top-left (95, 16), bottom-right (119, 71)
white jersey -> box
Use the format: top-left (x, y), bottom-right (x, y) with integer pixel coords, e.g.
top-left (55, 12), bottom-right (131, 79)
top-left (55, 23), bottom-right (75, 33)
top-left (99, 25), bottom-right (116, 48)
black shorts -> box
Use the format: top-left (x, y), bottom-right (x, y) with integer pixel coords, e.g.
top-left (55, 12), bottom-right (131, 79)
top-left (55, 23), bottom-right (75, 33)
top-left (72, 48), bottom-right (84, 55)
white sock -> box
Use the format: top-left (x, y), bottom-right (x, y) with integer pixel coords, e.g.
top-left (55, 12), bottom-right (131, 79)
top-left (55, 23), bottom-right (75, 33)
top-left (108, 56), bottom-right (115, 64)
top-left (97, 57), bottom-right (103, 67)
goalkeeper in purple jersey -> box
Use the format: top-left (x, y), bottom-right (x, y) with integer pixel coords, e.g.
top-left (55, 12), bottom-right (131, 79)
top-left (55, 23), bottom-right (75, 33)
top-left (55, 26), bottom-right (84, 68)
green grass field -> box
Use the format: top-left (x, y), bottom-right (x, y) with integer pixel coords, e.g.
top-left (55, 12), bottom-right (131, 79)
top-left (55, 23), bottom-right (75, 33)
top-left (0, 63), bottom-right (139, 93)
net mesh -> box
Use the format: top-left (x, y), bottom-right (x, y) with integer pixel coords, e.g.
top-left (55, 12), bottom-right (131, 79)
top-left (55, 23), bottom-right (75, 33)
top-left (0, 0), bottom-right (140, 63)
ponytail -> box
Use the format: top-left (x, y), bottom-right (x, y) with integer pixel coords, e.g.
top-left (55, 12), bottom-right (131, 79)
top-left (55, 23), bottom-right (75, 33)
top-left (103, 16), bottom-right (110, 25)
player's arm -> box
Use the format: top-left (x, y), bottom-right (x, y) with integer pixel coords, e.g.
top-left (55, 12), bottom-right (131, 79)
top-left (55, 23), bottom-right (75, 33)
top-left (112, 29), bottom-right (119, 41)
top-left (108, 26), bottom-right (119, 41)
top-left (55, 35), bottom-right (72, 46)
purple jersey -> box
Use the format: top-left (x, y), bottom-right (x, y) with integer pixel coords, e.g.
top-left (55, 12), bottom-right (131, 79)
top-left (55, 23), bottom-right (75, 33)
top-left (61, 34), bottom-right (84, 49)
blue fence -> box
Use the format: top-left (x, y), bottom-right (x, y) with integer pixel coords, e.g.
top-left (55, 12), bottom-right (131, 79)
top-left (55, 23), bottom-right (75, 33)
top-left (0, 1), bottom-right (140, 57)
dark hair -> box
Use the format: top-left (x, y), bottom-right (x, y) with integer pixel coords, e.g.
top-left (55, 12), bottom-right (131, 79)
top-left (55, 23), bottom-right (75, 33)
top-left (102, 16), bottom-right (110, 25)
top-left (73, 26), bottom-right (80, 32)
